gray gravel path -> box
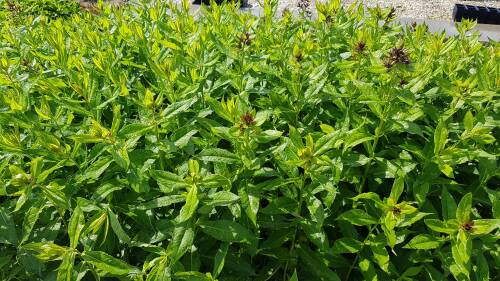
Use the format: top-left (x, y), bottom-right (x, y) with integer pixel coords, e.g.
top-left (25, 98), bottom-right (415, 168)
top-left (247, 0), bottom-right (500, 20)
top-left (78, 0), bottom-right (500, 21)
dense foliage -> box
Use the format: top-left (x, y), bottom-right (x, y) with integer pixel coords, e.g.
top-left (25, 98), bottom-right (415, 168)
top-left (0, 0), bottom-right (80, 19)
top-left (0, 0), bottom-right (499, 280)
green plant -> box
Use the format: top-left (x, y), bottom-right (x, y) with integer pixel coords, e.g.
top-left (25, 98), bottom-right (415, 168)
top-left (0, 0), bottom-right (499, 280)
top-left (1, 0), bottom-right (80, 19)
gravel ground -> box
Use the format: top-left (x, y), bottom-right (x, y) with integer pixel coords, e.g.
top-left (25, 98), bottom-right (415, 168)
top-left (246, 0), bottom-right (500, 20)
top-left (78, 0), bottom-right (500, 21)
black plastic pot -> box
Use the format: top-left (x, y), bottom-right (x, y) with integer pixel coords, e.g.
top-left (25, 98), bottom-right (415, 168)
top-left (453, 4), bottom-right (500, 25)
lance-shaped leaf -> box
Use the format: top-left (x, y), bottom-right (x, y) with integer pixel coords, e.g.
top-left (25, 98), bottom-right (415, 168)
top-left (456, 193), bottom-right (472, 223)
top-left (23, 242), bottom-right (67, 261)
top-left (150, 170), bottom-right (189, 193)
top-left (107, 208), bottom-right (131, 244)
top-left (433, 120), bottom-right (448, 155)
top-left (425, 219), bottom-right (458, 234)
top-left (168, 222), bottom-right (195, 263)
top-left (82, 250), bottom-right (140, 276)
top-left (198, 148), bottom-right (240, 164)
top-left (441, 187), bottom-right (457, 220)
top-left (403, 234), bottom-right (443, 250)
top-left (68, 206), bottom-right (85, 249)
top-left (176, 185), bottom-right (199, 223)
top-left (472, 219), bottom-right (500, 235)
top-left (21, 200), bottom-right (45, 244)
top-left (0, 206), bottom-right (18, 245)
top-left (57, 251), bottom-right (76, 281)
top-left (213, 242), bottom-right (229, 278)
top-left (198, 220), bottom-right (256, 244)
top-left (389, 176), bottom-right (405, 203)
top-left (337, 209), bottom-right (378, 226)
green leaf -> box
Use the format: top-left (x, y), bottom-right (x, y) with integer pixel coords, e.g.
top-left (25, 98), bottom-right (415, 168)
top-left (451, 238), bottom-right (472, 278)
top-left (57, 251), bottom-right (75, 281)
top-left (472, 219), bottom-right (500, 235)
top-left (107, 208), bottom-right (131, 244)
top-left (111, 104), bottom-right (121, 135)
top-left (150, 170), bottom-right (189, 193)
top-left (425, 219), bottom-right (458, 234)
top-left (204, 191), bottom-right (239, 207)
top-left (424, 265), bottom-right (445, 281)
top-left (359, 258), bottom-right (378, 281)
top-left (475, 252), bottom-right (489, 281)
top-left (138, 195), bottom-right (185, 210)
top-left (82, 250), bottom-right (140, 276)
top-left (198, 220), bottom-right (255, 243)
top-left (36, 160), bottom-right (68, 184)
top-left (70, 134), bottom-right (103, 144)
top-left (21, 200), bottom-right (45, 244)
top-left (289, 270), bottom-right (298, 281)
top-left (389, 176), bottom-right (405, 203)
top-left (441, 187), bottom-right (457, 220)
top-left (68, 206), bottom-right (84, 249)
top-left (438, 162), bottom-right (454, 178)
top-left (110, 145), bottom-right (130, 170)
top-left (198, 148), bottom-right (240, 164)
top-left (403, 234), bottom-right (443, 250)
top-left (255, 130), bottom-right (282, 143)
top-left (117, 123), bottom-right (153, 139)
top-left (337, 209), bottom-right (378, 226)
top-left (23, 242), bottom-right (67, 261)
top-left (456, 193), bottom-right (472, 223)
top-left (296, 246), bottom-right (341, 281)
top-left (0, 206), bottom-right (18, 245)
top-left (331, 238), bottom-right (363, 254)
top-left (161, 97), bottom-right (198, 121)
top-left (352, 192), bottom-right (382, 204)
top-left (92, 181), bottom-right (123, 202)
top-left (201, 174), bottom-right (231, 189)
top-left (288, 125), bottom-right (304, 149)
top-left (168, 222), bottom-right (195, 262)
top-left (84, 157), bottom-right (114, 180)
top-left (463, 111), bottom-right (473, 131)
top-left (433, 121), bottom-right (448, 155)
top-left (306, 195), bottom-right (324, 226)
top-left (188, 159), bottom-right (200, 176)
top-left (238, 187), bottom-right (258, 227)
top-left (400, 266), bottom-right (424, 279)
top-left (173, 271), bottom-right (211, 281)
top-left (370, 241), bottom-right (390, 272)
top-left (176, 185), bottom-right (199, 223)
top-left (43, 183), bottom-right (70, 209)
top-left (413, 182), bottom-right (430, 205)
top-left (30, 157), bottom-right (44, 181)
top-left (314, 131), bottom-right (342, 156)
top-left (213, 242), bottom-right (229, 278)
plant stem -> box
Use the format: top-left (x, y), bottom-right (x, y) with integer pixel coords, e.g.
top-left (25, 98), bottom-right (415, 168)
top-left (345, 225), bottom-right (376, 281)
top-left (358, 106), bottom-right (387, 194)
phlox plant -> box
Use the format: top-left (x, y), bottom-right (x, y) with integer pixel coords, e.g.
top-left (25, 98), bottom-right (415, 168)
top-left (0, 0), bottom-right (498, 280)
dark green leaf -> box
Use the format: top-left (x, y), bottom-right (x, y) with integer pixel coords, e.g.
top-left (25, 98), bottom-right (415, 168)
top-left (82, 250), bottom-right (140, 276)
top-left (403, 234), bottom-right (442, 250)
top-left (198, 148), bottom-right (240, 164)
top-left (0, 206), bottom-right (18, 245)
top-left (337, 209), bottom-right (378, 226)
top-left (198, 220), bottom-right (255, 243)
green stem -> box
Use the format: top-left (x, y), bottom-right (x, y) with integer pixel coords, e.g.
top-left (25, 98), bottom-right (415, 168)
top-left (283, 172), bottom-right (306, 281)
top-left (358, 106), bottom-right (387, 193)
top-left (345, 225), bottom-right (376, 281)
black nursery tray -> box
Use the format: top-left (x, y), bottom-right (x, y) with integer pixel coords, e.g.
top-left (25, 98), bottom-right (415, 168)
top-left (453, 4), bottom-right (500, 25)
